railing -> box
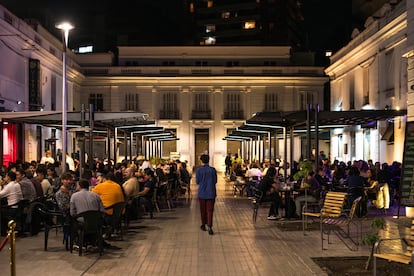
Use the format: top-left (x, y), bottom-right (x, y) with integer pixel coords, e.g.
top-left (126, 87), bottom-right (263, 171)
top-left (159, 110), bottom-right (180, 120)
top-left (0, 220), bottom-right (16, 276)
top-left (191, 110), bottom-right (212, 120)
top-left (223, 110), bottom-right (244, 120)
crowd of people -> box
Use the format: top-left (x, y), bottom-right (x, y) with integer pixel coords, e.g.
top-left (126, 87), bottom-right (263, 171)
top-left (0, 152), bottom-right (193, 240)
top-left (226, 152), bottom-right (402, 220)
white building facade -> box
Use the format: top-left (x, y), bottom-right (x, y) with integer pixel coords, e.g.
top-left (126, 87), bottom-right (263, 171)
top-left (325, 0), bottom-right (410, 164)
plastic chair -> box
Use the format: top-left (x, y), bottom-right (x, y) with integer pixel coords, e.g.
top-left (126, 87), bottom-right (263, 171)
top-left (104, 201), bottom-right (126, 240)
top-left (70, 210), bottom-right (104, 256)
top-left (37, 204), bottom-right (68, 251)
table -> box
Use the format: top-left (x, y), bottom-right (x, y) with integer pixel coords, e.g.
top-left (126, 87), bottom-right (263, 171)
top-left (279, 182), bottom-right (296, 219)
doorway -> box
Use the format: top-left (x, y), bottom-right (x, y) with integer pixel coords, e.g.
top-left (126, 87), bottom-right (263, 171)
top-left (195, 128), bottom-right (209, 165)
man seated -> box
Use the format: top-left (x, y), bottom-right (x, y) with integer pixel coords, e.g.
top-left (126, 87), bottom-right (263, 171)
top-left (135, 168), bottom-right (156, 218)
top-left (122, 166), bottom-right (139, 198)
top-left (0, 172), bottom-right (23, 235)
top-left (16, 168), bottom-right (37, 202)
top-left (92, 173), bottom-right (125, 236)
top-left (70, 179), bottom-right (105, 218)
top-left (92, 173), bottom-right (125, 214)
top-left (294, 171), bottom-right (321, 218)
top-left (70, 179), bottom-right (105, 249)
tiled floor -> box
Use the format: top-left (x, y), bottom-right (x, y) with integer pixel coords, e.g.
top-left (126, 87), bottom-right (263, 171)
top-left (0, 174), bottom-right (407, 276)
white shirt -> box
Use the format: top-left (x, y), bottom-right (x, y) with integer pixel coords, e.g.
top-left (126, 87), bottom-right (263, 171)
top-left (66, 155), bottom-right (75, 171)
top-left (0, 181), bottom-right (23, 206)
top-left (246, 168), bottom-right (262, 181)
top-left (40, 156), bottom-right (55, 164)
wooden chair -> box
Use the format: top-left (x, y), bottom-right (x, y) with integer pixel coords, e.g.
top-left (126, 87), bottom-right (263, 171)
top-left (373, 219), bottom-right (414, 276)
top-left (322, 196), bottom-right (362, 251)
top-left (302, 191), bottom-right (347, 250)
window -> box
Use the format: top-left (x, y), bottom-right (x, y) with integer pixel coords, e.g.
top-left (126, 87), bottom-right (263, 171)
top-left (264, 92), bottom-right (278, 112)
top-left (224, 93), bottom-right (243, 119)
top-left (300, 91), bottom-right (314, 110)
top-left (207, 0), bottom-right (213, 8)
top-left (222, 11), bottom-right (230, 19)
top-left (194, 93), bottom-right (209, 111)
top-left (244, 21), bottom-right (256, 29)
top-left (349, 75), bottom-right (355, 110)
top-left (205, 24), bottom-right (216, 33)
top-left (162, 128), bottom-right (177, 157)
top-left (363, 67), bottom-right (369, 106)
top-left (51, 75), bottom-right (56, 111)
top-left (384, 49), bottom-right (395, 92)
top-left (160, 92), bottom-right (179, 119)
top-left (124, 92), bottom-right (140, 111)
top-left (189, 2), bottom-right (194, 13)
top-left (89, 93), bottom-right (104, 111)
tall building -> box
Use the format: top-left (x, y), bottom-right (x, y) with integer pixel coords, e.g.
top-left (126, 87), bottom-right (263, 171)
top-left (190, 0), bottom-right (304, 47)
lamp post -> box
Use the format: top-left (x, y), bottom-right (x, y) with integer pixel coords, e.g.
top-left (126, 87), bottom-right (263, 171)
top-left (55, 22), bottom-right (74, 173)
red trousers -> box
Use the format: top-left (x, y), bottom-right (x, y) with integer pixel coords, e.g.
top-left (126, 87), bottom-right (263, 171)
top-left (199, 198), bottom-right (215, 227)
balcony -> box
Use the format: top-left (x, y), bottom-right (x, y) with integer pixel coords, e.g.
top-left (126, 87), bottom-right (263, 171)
top-left (159, 110), bottom-right (180, 120)
top-left (223, 110), bottom-right (244, 120)
top-left (191, 110), bottom-right (212, 120)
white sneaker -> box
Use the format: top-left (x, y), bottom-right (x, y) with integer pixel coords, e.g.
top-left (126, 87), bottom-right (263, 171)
top-left (267, 215), bottom-right (282, 220)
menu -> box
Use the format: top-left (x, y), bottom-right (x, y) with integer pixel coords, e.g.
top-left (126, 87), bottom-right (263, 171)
top-left (400, 121), bottom-right (414, 206)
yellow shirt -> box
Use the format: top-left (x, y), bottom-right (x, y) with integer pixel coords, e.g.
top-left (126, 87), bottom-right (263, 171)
top-left (92, 180), bottom-right (124, 215)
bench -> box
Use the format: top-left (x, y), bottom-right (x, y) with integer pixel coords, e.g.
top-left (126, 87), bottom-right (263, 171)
top-left (373, 219), bottom-right (414, 276)
top-left (302, 191), bottom-right (348, 250)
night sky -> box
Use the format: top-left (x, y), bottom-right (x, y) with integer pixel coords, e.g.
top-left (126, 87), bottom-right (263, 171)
top-left (0, 0), bottom-right (352, 55)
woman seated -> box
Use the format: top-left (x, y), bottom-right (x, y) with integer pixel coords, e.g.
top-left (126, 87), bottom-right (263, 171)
top-left (258, 166), bottom-right (283, 220)
top-left (366, 168), bottom-right (389, 209)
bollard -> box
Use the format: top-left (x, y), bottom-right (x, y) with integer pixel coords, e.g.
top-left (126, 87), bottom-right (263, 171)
top-left (8, 220), bottom-right (16, 276)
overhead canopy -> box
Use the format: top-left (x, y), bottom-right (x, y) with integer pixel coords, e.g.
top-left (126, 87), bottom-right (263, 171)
top-left (224, 109), bottom-right (407, 140)
top-left (0, 111), bottom-right (155, 130)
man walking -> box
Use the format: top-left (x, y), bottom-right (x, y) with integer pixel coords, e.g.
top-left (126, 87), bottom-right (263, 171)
top-left (196, 154), bottom-right (217, 235)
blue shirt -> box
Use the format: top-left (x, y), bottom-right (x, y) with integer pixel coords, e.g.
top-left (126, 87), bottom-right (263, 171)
top-left (196, 164), bottom-right (217, 199)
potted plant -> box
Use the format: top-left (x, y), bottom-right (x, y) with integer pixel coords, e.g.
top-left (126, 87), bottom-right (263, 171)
top-left (293, 160), bottom-right (314, 185)
top-left (361, 217), bottom-right (386, 270)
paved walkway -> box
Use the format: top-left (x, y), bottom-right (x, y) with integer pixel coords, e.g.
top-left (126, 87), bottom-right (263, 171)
top-left (0, 174), bottom-right (407, 275)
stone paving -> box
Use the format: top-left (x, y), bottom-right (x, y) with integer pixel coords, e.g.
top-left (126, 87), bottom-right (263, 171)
top-left (0, 174), bottom-right (409, 276)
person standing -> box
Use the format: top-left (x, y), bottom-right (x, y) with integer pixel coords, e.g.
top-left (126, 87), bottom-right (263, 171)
top-left (196, 154), bottom-right (217, 235)
top-left (225, 153), bottom-right (232, 176)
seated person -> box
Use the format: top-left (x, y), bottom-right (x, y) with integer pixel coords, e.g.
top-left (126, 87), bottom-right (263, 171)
top-left (258, 166), bottom-right (283, 220)
top-left (366, 168), bottom-right (389, 209)
top-left (245, 163), bottom-right (262, 197)
top-left (70, 178), bottom-right (105, 248)
top-left (135, 168), bottom-right (156, 217)
top-left (92, 173), bottom-right (125, 236)
top-left (70, 178), bottom-right (105, 219)
top-left (0, 172), bottom-right (23, 235)
top-left (294, 171), bottom-right (321, 218)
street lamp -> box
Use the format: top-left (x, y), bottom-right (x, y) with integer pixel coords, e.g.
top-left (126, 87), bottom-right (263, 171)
top-left (55, 21), bottom-right (74, 173)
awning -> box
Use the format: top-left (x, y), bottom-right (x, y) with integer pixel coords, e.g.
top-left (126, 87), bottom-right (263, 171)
top-left (247, 109), bottom-right (406, 129)
top-left (224, 109), bottom-right (406, 140)
top-left (0, 111), bottom-right (154, 130)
